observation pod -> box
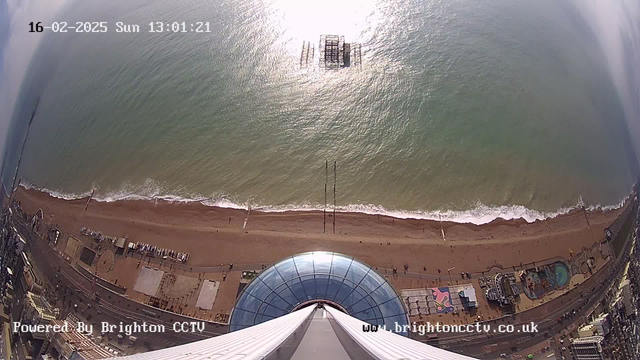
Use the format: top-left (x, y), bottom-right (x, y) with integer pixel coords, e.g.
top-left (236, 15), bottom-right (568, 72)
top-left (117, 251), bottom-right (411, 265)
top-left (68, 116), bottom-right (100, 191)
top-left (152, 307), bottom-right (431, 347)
top-left (229, 251), bottom-right (410, 335)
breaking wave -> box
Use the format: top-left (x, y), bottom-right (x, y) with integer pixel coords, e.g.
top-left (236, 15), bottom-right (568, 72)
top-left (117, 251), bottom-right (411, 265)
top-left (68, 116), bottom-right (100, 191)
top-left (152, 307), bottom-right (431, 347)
top-left (18, 180), bottom-right (630, 225)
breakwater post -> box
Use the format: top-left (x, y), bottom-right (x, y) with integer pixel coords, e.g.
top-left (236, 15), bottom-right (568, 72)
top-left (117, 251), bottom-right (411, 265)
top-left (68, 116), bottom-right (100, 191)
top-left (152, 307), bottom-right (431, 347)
top-left (333, 161), bottom-right (336, 233)
top-left (324, 161), bottom-right (327, 233)
top-left (84, 188), bottom-right (96, 214)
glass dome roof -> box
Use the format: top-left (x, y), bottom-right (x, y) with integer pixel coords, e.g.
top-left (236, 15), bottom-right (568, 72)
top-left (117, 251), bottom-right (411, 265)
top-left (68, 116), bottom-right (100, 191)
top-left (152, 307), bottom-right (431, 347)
top-left (229, 251), bottom-right (409, 335)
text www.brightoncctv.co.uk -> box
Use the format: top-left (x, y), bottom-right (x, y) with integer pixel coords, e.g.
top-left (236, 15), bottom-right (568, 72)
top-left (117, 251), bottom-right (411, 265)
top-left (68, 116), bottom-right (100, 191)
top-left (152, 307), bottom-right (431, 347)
top-left (362, 321), bottom-right (539, 335)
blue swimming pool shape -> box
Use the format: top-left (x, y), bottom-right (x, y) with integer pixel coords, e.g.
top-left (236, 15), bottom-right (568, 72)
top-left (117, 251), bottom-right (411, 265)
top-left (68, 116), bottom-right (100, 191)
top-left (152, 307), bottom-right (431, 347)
top-left (554, 262), bottom-right (570, 288)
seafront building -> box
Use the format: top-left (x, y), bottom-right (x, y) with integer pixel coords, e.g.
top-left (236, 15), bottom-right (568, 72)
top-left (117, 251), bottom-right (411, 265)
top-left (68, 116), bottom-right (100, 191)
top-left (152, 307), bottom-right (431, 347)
top-left (568, 204), bottom-right (640, 360)
top-left (602, 225), bottom-right (640, 360)
top-left (569, 336), bottom-right (606, 360)
top-left (42, 316), bottom-right (114, 359)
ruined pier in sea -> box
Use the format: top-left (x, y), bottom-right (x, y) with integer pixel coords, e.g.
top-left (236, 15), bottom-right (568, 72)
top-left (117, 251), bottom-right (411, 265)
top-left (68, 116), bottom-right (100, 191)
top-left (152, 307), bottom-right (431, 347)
top-left (300, 35), bottom-right (362, 70)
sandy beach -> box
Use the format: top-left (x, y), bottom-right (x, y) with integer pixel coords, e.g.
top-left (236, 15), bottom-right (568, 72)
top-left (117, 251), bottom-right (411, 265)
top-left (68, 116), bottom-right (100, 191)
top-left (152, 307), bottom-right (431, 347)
top-left (14, 187), bottom-right (625, 274)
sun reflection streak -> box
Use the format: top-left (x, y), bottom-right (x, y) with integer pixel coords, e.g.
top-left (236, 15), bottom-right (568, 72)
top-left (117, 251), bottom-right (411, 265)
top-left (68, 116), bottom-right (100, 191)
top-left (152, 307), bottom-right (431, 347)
top-left (266, 0), bottom-right (381, 55)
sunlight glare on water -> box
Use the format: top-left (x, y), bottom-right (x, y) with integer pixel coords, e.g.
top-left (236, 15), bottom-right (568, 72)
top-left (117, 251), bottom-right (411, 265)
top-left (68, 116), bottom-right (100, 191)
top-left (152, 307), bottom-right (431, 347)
top-left (270, 0), bottom-right (380, 51)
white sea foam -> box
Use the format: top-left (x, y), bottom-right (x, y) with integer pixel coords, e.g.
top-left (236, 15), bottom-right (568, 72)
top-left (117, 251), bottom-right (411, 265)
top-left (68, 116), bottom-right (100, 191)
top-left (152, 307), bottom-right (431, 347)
top-left (18, 181), bottom-right (630, 225)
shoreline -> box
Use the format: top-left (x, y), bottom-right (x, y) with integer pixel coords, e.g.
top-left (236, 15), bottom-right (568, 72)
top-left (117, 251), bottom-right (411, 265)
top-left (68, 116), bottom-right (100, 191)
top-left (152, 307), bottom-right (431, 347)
top-left (19, 183), bottom-right (631, 226)
top-left (12, 186), bottom-right (627, 273)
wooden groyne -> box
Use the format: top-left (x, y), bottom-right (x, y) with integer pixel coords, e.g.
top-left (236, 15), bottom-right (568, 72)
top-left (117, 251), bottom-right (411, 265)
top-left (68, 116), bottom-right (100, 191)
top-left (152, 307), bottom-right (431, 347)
top-left (300, 41), bottom-right (314, 68)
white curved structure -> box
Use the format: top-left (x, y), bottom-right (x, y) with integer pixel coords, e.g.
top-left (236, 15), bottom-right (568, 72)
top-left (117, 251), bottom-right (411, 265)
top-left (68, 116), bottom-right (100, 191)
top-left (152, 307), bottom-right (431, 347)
top-left (112, 304), bottom-right (475, 360)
